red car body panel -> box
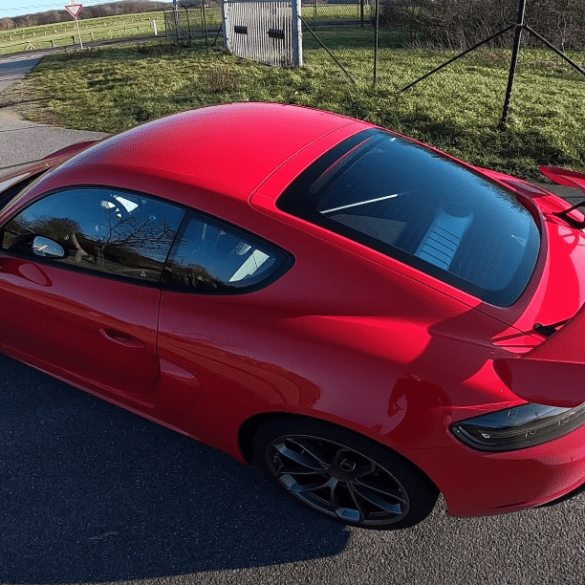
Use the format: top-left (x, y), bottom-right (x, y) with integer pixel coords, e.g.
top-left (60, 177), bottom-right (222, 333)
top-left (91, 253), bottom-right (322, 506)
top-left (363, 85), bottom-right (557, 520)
top-left (3, 102), bottom-right (585, 519)
top-left (495, 299), bottom-right (585, 408)
top-left (0, 255), bottom-right (160, 395)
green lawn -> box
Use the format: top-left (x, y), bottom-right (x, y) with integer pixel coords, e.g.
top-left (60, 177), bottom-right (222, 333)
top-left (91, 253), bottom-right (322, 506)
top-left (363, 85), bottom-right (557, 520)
top-left (0, 5), bottom-right (363, 56)
top-left (3, 38), bottom-right (584, 180)
top-left (0, 12), bottom-right (165, 55)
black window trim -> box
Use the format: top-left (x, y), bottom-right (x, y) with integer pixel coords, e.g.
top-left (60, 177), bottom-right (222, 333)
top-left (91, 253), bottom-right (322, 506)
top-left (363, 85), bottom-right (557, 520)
top-left (0, 184), bottom-right (294, 294)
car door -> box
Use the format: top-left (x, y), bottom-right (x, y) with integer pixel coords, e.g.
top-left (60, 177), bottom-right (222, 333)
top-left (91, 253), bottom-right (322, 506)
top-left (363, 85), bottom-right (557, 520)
top-left (0, 186), bottom-right (184, 395)
top-left (156, 209), bottom-right (292, 420)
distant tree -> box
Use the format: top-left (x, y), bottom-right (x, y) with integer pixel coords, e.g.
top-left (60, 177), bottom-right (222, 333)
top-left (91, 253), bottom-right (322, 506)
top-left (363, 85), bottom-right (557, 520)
top-left (13, 14), bottom-right (39, 28)
top-left (81, 6), bottom-right (100, 19)
top-left (43, 11), bottom-right (64, 24)
top-left (6, 1), bottom-right (172, 29)
top-left (94, 5), bottom-right (115, 17)
top-left (383, 0), bottom-right (585, 51)
top-left (35, 12), bottom-right (53, 25)
top-left (0, 18), bottom-right (16, 30)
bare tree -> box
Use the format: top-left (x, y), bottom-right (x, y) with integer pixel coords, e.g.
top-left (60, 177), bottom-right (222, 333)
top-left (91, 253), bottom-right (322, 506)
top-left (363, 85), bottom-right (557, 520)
top-left (384, 0), bottom-right (585, 51)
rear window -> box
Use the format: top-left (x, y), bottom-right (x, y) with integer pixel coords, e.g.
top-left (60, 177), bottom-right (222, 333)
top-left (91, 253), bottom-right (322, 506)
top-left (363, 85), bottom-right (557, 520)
top-left (277, 129), bottom-right (540, 306)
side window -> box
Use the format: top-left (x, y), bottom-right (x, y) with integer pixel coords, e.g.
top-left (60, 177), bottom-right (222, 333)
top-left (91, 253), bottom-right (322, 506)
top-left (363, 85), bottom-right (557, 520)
top-left (162, 212), bottom-right (290, 293)
top-left (1, 187), bottom-right (184, 283)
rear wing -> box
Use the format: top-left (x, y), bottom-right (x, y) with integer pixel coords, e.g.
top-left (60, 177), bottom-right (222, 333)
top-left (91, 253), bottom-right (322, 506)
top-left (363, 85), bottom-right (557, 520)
top-left (540, 166), bottom-right (585, 195)
top-left (42, 140), bottom-right (99, 161)
top-left (541, 166), bottom-right (585, 229)
top-left (494, 301), bottom-right (585, 407)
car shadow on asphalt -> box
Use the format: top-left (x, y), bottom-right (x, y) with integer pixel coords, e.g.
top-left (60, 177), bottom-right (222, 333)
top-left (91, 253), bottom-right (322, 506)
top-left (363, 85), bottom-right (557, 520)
top-left (0, 354), bottom-right (349, 583)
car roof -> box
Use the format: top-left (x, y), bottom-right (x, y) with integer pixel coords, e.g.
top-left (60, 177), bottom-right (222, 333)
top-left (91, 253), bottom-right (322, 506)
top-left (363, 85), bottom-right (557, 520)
top-left (48, 103), bottom-right (367, 201)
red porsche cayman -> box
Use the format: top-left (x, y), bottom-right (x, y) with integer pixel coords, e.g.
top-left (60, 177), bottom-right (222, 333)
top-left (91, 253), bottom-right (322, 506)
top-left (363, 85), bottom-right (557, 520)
top-left (2, 102), bottom-right (585, 529)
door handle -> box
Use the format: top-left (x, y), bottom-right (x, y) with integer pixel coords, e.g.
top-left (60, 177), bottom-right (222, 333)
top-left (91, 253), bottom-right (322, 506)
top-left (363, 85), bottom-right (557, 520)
top-left (99, 328), bottom-right (145, 349)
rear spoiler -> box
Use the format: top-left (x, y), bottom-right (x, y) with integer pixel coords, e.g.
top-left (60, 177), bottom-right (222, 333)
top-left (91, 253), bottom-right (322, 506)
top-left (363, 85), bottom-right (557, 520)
top-left (541, 166), bottom-right (585, 229)
top-left (42, 140), bottom-right (99, 161)
top-left (494, 301), bottom-right (585, 407)
top-left (540, 166), bottom-right (585, 195)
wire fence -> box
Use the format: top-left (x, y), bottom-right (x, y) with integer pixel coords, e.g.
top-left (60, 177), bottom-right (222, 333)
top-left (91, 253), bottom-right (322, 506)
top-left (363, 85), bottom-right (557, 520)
top-left (164, 0), bottom-right (585, 130)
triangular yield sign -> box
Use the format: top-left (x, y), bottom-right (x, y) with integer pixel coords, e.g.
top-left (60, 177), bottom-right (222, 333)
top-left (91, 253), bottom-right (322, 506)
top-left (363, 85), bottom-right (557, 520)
top-left (65, 3), bottom-right (82, 18)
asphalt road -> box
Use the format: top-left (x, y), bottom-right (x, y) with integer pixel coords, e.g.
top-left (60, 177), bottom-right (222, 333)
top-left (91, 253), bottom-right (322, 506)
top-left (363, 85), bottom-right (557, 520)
top-left (1, 52), bottom-right (585, 585)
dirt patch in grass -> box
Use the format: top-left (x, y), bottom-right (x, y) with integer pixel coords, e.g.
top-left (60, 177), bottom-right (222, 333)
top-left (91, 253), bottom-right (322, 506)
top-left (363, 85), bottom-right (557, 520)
top-left (0, 75), bottom-right (62, 126)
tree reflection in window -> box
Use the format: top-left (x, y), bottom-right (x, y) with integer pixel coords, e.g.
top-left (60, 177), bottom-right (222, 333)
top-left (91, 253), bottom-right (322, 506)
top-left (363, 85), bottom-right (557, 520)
top-left (2, 188), bottom-right (184, 283)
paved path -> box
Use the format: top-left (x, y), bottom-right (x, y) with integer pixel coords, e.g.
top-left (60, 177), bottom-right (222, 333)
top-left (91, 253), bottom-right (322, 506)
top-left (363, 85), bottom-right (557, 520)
top-left (0, 52), bottom-right (109, 175)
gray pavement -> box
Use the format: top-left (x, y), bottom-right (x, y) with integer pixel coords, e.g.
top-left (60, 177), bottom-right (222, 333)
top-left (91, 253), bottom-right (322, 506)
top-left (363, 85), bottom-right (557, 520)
top-left (0, 51), bottom-right (108, 175)
top-left (1, 51), bottom-right (585, 585)
top-left (0, 55), bottom-right (44, 94)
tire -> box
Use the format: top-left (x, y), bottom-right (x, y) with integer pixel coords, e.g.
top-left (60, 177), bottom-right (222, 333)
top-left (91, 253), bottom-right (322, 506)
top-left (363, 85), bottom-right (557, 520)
top-left (252, 417), bottom-right (439, 530)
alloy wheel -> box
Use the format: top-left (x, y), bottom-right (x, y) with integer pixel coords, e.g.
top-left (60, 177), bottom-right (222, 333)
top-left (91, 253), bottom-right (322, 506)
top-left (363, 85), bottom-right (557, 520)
top-left (265, 434), bottom-right (410, 527)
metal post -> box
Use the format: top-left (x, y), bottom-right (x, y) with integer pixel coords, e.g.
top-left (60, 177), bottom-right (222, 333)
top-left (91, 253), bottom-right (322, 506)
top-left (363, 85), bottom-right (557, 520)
top-left (173, 0), bottom-right (180, 43)
top-left (185, 6), bottom-right (191, 44)
top-left (202, 3), bottom-right (209, 49)
top-left (221, 0), bottom-right (229, 51)
top-left (360, 0), bottom-right (364, 28)
top-left (292, 0), bottom-right (303, 67)
top-left (499, 0), bottom-right (527, 129)
top-left (313, 0), bottom-right (317, 30)
top-left (373, 0), bottom-right (379, 84)
top-left (73, 15), bottom-right (83, 49)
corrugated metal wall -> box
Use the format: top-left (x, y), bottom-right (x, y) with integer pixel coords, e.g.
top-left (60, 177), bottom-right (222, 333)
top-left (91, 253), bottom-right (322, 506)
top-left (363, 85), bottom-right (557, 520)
top-left (224, 0), bottom-right (302, 67)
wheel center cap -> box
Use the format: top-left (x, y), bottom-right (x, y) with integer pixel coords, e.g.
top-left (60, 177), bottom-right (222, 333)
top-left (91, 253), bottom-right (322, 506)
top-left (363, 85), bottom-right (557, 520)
top-left (329, 458), bottom-right (357, 481)
top-left (340, 459), bottom-right (357, 472)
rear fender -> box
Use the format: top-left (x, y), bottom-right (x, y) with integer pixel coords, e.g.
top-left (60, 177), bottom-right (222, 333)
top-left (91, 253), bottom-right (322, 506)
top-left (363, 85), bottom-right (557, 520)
top-left (494, 301), bottom-right (585, 407)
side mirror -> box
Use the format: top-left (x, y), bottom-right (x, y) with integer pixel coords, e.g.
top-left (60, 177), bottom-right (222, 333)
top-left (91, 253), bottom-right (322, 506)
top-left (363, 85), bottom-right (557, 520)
top-left (32, 236), bottom-right (65, 259)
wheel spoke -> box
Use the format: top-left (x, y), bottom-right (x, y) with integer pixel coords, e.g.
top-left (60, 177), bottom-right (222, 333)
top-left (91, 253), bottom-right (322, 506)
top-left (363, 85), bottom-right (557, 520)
top-left (331, 447), bottom-right (351, 467)
top-left (273, 441), bottom-right (329, 472)
top-left (352, 482), bottom-right (406, 515)
top-left (276, 467), bottom-right (327, 478)
top-left (327, 476), bottom-right (356, 522)
top-left (353, 461), bottom-right (376, 478)
top-left (354, 478), bottom-right (408, 504)
top-left (280, 474), bottom-right (337, 494)
top-left (286, 437), bottom-right (330, 467)
top-left (330, 481), bottom-right (361, 523)
top-left (328, 477), bottom-right (339, 506)
top-left (346, 482), bottom-right (366, 523)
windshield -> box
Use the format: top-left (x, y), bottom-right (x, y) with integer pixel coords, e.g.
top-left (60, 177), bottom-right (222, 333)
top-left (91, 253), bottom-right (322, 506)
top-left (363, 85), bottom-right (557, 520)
top-left (278, 129), bottom-right (540, 306)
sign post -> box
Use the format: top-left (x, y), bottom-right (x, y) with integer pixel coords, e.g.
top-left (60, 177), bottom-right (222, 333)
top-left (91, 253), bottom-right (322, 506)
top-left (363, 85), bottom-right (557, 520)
top-left (64, 0), bottom-right (84, 50)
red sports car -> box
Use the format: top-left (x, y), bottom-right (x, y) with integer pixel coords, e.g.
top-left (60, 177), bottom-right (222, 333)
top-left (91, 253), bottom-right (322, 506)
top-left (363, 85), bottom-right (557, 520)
top-left (2, 102), bottom-right (585, 529)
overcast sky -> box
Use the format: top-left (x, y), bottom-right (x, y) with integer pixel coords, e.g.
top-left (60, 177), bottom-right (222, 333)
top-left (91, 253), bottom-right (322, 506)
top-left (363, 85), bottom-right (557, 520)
top-left (0, 0), bottom-right (161, 19)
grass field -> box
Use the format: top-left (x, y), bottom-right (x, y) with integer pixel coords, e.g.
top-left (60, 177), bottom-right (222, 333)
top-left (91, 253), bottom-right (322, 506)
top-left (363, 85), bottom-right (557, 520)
top-left (0, 12), bottom-right (165, 55)
top-left (2, 35), bottom-right (584, 180)
top-left (0, 5), bottom-right (364, 55)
